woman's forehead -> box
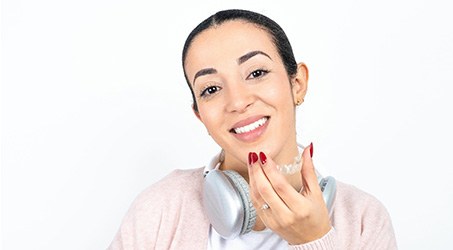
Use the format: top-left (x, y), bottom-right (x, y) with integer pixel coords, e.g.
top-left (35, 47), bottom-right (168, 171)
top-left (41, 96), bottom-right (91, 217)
top-left (185, 21), bottom-right (279, 73)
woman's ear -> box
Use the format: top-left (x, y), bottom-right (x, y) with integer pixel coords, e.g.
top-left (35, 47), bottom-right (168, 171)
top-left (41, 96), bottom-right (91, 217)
top-left (291, 63), bottom-right (309, 105)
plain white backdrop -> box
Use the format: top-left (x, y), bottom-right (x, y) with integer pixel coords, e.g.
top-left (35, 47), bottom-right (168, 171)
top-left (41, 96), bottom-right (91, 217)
top-left (2, 0), bottom-right (452, 249)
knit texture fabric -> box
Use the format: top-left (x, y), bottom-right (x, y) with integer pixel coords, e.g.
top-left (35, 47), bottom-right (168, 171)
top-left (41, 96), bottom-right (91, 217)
top-left (108, 168), bottom-right (397, 250)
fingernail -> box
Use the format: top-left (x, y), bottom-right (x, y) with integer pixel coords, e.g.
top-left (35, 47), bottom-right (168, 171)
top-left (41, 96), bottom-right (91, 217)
top-left (310, 142), bottom-right (314, 158)
top-left (259, 152), bottom-right (267, 165)
top-left (248, 152), bottom-right (258, 165)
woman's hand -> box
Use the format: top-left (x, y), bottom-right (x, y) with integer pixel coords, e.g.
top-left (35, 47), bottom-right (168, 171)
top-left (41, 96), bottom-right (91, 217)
top-left (247, 144), bottom-right (332, 245)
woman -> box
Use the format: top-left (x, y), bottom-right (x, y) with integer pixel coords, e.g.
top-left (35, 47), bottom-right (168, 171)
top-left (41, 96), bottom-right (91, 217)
top-left (108, 9), bottom-right (397, 249)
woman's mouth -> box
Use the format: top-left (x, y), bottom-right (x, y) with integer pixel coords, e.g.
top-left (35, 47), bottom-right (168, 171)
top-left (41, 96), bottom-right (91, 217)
top-left (232, 117), bottom-right (269, 134)
top-left (230, 116), bottom-right (270, 143)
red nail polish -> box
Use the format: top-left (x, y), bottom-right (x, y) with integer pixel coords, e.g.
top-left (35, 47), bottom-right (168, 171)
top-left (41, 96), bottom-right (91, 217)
top-left (310, 142), bottom-right (314, 158)
top-left (248, 152), bottom-right (258, 165)
top-left (259, 152), bottom-right (267, 165)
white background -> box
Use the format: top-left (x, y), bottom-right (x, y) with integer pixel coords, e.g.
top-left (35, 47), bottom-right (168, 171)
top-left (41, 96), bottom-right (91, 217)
top-left (2, 0), bottom-right (452, 249)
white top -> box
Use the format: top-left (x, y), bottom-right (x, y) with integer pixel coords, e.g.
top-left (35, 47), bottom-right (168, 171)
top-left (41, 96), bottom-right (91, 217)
top-left (208, 225), bottom-right (288, 250)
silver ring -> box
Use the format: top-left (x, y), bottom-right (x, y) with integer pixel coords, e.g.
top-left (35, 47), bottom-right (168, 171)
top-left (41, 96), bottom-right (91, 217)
top-left (261, 203), bottom-right (270, 210)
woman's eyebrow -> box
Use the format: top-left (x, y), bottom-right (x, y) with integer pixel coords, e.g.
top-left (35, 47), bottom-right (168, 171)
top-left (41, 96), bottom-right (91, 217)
top-left (193, 68), bottom-right (217, 86)
top-left (192, 51), bottom-right (271, 86)
top-left (237, 50), bottom-right (272, 65)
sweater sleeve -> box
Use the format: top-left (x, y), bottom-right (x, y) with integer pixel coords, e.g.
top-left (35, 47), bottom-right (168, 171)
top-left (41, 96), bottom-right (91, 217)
top-left (359, 195), bottom-right (398, 250)
top-left (288, 227), bottom-right (337, 250)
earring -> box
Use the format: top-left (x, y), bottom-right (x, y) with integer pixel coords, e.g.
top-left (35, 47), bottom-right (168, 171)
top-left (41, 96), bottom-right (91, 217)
top-left (296, 98), bottom-right (304, 106)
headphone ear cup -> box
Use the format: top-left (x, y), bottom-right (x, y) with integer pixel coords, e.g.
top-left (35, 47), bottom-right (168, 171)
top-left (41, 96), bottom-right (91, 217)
top-left (223, 170), bottom-right (256, 235)
top-left (319, 176), bottom-right (337, 216)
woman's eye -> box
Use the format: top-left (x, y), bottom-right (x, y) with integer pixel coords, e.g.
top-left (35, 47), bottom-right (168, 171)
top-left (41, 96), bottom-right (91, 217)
top-left (200, 86), bottom-right (221, 97)
top-left (247, 69), bottom-right (269, 79)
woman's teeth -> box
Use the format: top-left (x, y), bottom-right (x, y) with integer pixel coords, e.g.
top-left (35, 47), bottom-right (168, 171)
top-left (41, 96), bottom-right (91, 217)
top-left (233, 117), bottom-right (268, 134)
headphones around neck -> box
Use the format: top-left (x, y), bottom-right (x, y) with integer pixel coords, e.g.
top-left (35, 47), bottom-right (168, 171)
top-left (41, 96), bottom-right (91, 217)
top-left (202, 149), bottom-right (337, 239)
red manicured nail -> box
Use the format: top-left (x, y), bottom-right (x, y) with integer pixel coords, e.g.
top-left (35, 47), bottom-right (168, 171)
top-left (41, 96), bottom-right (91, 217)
top-left (259, 152), bottom-right (267, 165)
top-left (310, 142), bottom-right (314, 158)
top-left (248, 152), bottom-right (258, 165)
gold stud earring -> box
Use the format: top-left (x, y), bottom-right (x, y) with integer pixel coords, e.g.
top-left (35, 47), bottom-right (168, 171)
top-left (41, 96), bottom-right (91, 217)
top-left (296, 98), bottom-right (304, 106)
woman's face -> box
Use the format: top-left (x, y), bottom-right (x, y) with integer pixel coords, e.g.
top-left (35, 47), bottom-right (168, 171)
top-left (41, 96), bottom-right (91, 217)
top-left (184, 20), bottom-right (307, 168)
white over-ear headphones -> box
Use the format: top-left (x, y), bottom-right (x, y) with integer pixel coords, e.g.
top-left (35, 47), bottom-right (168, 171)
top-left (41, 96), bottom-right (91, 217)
top-left (202, 146), bottom-right (337, 239)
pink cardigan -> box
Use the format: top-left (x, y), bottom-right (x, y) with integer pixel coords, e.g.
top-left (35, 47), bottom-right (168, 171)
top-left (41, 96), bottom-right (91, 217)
top-left (108, 168), bottom-right (397, 249)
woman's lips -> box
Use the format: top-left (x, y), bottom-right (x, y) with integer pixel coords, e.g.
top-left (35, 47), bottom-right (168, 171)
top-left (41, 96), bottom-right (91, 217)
top-left (232, 117), bottom-right (268, 134)
top-left (230, 116), bottom-right (270, 142)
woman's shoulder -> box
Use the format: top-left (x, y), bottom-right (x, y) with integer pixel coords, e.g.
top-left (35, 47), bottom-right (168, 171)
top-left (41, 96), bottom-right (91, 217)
top-left (333, 180), bottom-right (395, 235)
top-left (335, 180), bottom-right (388, 211)
top-left (333, 181), bottom-right (397, 248)
top-left (108, 167), bottom-right (210, 249)
top-left (151, 167), bottom-right (205, 191)
top-left (130, 167), bottom-right (205, 210)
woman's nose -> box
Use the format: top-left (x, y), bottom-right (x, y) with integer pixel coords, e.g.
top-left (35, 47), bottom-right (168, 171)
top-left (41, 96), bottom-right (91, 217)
top-left (224, 82), bottom-right (254, 113)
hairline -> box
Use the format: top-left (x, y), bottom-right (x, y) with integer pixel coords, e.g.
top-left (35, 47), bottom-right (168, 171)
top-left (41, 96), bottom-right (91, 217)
top-left (184, 19), bottom-right (283, 86)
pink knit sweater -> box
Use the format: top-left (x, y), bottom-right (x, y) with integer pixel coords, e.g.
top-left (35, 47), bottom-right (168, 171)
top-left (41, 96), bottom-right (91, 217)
top-left (108, 168), bottom-right (397, 249)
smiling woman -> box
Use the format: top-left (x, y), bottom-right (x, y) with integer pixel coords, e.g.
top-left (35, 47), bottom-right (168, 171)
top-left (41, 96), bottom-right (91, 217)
top-left (108, 9), bottom-right (397, 250)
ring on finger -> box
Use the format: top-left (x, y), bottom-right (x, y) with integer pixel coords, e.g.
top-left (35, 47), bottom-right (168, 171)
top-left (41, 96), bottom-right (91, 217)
top-left (261, 203), bottom-right (270, 210)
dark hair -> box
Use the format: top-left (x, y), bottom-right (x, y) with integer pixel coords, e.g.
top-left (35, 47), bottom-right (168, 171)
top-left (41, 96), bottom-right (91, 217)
top-left (182, 9), bottom-right (298, 112)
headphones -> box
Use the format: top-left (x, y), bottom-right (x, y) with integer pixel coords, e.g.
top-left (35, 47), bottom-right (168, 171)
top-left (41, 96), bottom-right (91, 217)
top-left (202, 147), bottom-right (337, 239)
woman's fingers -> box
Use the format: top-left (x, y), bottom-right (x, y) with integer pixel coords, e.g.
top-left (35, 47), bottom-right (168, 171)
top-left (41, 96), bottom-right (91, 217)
top-left (248, 152), bottom-right (291, 215)
top-left (249, 143), bottom-right (322, 211)
top-left (300, 143), bottom-right (322, 197)
top-left (255, 152), bottom-right (307, 212)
